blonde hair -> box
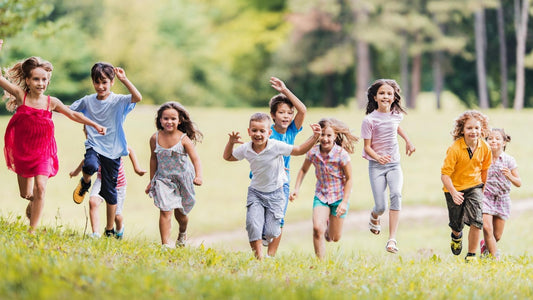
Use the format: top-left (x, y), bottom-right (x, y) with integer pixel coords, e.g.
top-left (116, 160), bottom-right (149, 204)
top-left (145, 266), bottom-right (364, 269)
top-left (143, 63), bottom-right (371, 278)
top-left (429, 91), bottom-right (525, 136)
top-left (2, 56), bottom-right (53, 112)
top-left (318, 118), bottom-right (359, 154)
top-left (451, 110), bottom-right (490, 140)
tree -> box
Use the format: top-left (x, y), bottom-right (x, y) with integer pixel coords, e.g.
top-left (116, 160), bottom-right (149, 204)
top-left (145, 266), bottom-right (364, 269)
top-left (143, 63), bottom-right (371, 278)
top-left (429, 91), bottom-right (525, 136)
top-left (0, 0), bottom-right (52, 37)
top-left (497, 0), bottom-right (509, 108)
top-left (513, 0), bottom-right (530, 110)
top-left (474, 8), bottom-right (490, 109)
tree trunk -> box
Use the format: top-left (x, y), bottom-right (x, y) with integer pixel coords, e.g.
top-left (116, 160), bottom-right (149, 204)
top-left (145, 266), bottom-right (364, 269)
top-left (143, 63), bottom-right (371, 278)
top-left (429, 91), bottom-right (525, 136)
top-left (513, 0), bottom-right (529, 110)
top-left (410, 53), bottom-right (421, 109)
top-left (433, 50), bottom-right (444, 110)
top-left (400, 39), bottom-right (410, 108)
top-left (356, 40), bottom-right (371, 108)
top-left (475, 8), bottom-right (489, 109)
top-left (497, 0), bottom-right (509, 108)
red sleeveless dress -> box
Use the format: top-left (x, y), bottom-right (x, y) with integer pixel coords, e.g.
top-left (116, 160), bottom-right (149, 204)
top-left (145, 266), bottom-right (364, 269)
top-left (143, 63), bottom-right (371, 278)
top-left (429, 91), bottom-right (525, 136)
top-left (4, 94), bottom-right (58, 178)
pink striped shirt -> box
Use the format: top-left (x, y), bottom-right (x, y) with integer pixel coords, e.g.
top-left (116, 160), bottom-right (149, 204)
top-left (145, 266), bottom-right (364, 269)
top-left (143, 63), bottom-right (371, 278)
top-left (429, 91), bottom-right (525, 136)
top-left (97, 159), bottom-right (126, 188)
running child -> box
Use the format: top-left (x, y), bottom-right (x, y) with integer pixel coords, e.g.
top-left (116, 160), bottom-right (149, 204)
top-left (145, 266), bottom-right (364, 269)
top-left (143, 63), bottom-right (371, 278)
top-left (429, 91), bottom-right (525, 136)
top-left (362, 79), bottom-right (415, 253)
top-left (223, 112), bottom-right (321, 260)
top-left (145, 102), bottom-right (203, 248)
top-left (70, 62), bottom-right (142, 238)
top-left (480, 128), bottom-right (521, 259)
top-left (290, 118), bottom-right (358, 259)
top-left (70, 138), bottom-right (146, 239)
top-left (441, 110), bottom-right (492, 262)
top-left (0, 39), bottom-right (105, 233)
top-left (262, 76), bottom-right (307, 257)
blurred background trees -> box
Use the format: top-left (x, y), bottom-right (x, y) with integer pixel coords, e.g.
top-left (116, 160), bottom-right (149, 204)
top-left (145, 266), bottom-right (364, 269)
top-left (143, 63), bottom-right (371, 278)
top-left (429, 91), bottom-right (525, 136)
top-left (1, 0), bottom-right (533, 109)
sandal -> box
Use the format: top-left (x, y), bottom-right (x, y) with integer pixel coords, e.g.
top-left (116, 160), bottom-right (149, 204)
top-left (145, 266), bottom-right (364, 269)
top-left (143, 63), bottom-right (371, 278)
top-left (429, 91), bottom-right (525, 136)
top-left (369, 213), bottom-right (381, 235)
top-left (386, 239), bottom-right (399, 254)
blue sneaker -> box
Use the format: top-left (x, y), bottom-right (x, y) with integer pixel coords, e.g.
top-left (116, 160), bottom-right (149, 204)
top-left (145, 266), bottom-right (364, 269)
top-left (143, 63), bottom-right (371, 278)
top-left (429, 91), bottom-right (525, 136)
top-left (115, 227), bottom-right (124, 240)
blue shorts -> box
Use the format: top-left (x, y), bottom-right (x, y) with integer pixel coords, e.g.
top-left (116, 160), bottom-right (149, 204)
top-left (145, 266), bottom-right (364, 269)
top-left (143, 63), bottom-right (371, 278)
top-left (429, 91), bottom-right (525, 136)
top-left (313, 196), bottom-right (349, 218)
top-left (83, 148), bottom-right (120, 205)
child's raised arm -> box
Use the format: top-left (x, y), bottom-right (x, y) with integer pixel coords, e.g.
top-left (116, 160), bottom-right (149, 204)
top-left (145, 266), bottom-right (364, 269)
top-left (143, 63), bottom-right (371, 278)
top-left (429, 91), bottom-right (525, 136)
top-left (145, 133), bottom-right (158, 194)
top-left (223, 131), bottom-right (243, 161)
top-left (290, 123), bottom-right (321, 156)
top-left (114, 67), bottom-right (142, 103)
top-left (127, 146), bottom-right (147, 176)
top-left (182, 136), bottom-right (203, 186)
top-left (270, 76), bottom-right (307, 129)
top-left (0, 40), bottom-right (24, 105)
top-left (51, 98), bottom-right (106, 135)
top-left (289, 158), bottom-right (312, 202)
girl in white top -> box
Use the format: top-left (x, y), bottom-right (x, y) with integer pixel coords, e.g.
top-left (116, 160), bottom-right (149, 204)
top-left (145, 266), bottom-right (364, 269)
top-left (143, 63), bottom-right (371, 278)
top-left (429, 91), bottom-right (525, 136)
top-left (361, 79), bottom-right (415, 254)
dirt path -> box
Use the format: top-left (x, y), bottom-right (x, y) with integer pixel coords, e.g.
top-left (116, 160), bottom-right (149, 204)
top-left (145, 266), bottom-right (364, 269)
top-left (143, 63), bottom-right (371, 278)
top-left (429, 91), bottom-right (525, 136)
top-left (188, 199), bottom-right (533, 248)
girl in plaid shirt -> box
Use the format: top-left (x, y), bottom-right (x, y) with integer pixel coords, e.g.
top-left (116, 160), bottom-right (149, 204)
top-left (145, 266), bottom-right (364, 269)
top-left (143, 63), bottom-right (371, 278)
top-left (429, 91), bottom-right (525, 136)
top-left (290, 118), bottom-right (358, 259)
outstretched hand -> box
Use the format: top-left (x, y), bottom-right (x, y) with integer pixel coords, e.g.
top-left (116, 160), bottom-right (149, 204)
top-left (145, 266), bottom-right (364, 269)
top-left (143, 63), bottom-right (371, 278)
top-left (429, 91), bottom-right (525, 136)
top-left (270, 77), bottom-right (287, 93)
top-left (228, 131), bottom-right (243, 144)
top-left (309, 123), bottom-right (322, 136)
top-left (114, 67), bottom-right (127, 81)
top-left (405, 142), bottom-right (416, 156)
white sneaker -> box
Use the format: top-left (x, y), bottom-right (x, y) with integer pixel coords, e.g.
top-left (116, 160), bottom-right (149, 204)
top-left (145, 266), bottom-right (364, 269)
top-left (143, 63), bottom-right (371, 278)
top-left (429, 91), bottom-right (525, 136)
top-left (176, 232), bottom-right (187, 247)
top-left (262, 238), bottom-right (273, 247)
top-left (162, 243), bottom-right (175, 249)
top-left (90, 232), bottom-right (101, 239)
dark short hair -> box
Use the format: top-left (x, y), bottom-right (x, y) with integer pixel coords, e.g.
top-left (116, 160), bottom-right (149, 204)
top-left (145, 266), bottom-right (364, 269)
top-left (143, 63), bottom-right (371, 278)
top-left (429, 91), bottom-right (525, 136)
top-left (91, 62), bottom-right (115, 83)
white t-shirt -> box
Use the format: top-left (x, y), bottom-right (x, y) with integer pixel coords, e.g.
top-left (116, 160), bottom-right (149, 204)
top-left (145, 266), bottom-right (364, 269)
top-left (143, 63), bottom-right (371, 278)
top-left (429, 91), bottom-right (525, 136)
top-left (361, 110), bottom-right (403, 163)
top-left (233, 139), bottom-right (293, 192)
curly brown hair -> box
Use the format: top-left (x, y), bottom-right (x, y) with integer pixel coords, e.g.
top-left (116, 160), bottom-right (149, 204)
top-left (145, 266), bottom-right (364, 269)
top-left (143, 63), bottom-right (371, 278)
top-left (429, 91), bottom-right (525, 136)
top-left (451, 110), bottom-right (490, 140)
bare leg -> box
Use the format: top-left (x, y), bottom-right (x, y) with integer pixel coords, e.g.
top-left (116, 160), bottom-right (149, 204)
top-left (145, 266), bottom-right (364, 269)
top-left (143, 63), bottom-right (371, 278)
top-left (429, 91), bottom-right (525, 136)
top-left (28, 175), bottom-right (48, 233)
top-left (159, 210), bottom-right (173, 245)
top-left (388, 209), bottom-right (400, 241)
top-left (468, 225), bottom-right (482, 254)
top-left (328, 214), bottom-right (345, 242)
top-left (17, 175), bottom-right (34, 200)
top-left (250, 240), bottom-right (263, 260)
top-left (267, 229), bottom-right (282, 257)
top-left (105, 203), bottom-right (117, 231)
top-left (89, 196), bottom-right (102, 233)
top-left (174, 209), bottom-right (188, 234)
top-left (115, 214), bottom-right (124, 232)
top-left (482, 214), bottom-right (496, 255)
top-left (312, 206), bottom-right (330, 259)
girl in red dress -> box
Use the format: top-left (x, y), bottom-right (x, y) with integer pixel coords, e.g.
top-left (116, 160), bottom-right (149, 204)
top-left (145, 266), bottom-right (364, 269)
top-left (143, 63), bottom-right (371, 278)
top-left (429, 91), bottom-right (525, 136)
top-left (0, 39), bottom-right (106, 233)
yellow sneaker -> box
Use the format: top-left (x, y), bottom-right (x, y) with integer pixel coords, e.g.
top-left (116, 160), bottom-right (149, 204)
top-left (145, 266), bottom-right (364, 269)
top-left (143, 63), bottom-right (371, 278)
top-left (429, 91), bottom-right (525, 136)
top-left (73, 178), bottom-right (91, 204)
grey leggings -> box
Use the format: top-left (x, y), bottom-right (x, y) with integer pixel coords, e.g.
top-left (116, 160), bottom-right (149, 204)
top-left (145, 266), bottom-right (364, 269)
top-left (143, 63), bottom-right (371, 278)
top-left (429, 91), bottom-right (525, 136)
top-left (369, 160), bottom-right (403, 215)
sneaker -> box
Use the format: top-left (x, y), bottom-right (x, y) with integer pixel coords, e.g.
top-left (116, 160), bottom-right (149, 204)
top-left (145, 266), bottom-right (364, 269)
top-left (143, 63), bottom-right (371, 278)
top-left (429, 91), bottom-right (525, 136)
top-left (480, 239), bottom-right (489, 257)
top-left (450, 232), bottom-right (463, 255)
top-left (262, 237), bottom-right (273, 247)
top-left (73, 178), bottom-right (91, 204)
top-left (90, 232), bottom-right (101, 239)
top-left (176, 232), bottom-right (187, 247)
top-left (104, 228), bottom-right (115, 237)
top-left (115, 227), bottom-right (124, 240)
top-left (465, 253), bottom-right (477, 263)
top-left (162, 243), bottom-right (175, 249)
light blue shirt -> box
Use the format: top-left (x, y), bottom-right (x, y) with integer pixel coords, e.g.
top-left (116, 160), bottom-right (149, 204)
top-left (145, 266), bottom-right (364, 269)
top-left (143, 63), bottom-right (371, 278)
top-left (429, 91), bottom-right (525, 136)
top-left (70, 92), bottom-right (135, 159)
top-left (270, 120), bottom-right (302, 173)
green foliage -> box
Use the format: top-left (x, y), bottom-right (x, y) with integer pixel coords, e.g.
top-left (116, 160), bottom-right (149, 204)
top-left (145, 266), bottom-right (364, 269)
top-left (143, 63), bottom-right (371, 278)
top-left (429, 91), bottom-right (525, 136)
top-left (0, 0), bottom-right (53, 37)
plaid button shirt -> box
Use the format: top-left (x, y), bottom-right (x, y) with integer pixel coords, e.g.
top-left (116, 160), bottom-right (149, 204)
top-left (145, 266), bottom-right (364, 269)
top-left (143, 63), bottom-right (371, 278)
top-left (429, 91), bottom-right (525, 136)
top-left (307, 144), bottom-right (350, 204)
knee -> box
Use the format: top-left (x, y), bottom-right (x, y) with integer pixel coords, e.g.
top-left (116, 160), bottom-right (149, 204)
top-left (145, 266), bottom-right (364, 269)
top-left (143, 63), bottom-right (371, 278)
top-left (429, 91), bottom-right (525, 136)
top-left (19, 191), bottom-right (32, 200)
top-left (373, 206), bottom-right (386, 216)
top-left (494, 233), bottom-right (502, 242)
top-left (329, 233), bottom-right (341, 242)
top-left (482, 223), bottom-right (493, 234)
top-left (89, 197), bottom-right (100, 209)
top-left (313, 226), bottom-right (325, 239)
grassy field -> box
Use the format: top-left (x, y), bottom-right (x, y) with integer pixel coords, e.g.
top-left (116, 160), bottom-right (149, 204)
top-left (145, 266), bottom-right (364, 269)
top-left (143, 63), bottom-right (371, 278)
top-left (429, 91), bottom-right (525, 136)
top-left (1, 95), bottom-right (533, 298)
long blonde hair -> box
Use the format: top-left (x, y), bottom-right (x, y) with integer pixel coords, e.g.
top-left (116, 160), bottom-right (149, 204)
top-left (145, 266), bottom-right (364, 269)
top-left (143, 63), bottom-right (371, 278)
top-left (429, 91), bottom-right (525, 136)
top-left (2, 56), bottom-right (53, 112)
top-left (318, 118), bottom-right (359, 154)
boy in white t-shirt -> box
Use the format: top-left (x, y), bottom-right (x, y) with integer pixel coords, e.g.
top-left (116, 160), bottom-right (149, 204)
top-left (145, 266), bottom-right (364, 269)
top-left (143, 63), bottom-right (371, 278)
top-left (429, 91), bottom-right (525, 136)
top-left (223, 113), bottom-right (320, 260)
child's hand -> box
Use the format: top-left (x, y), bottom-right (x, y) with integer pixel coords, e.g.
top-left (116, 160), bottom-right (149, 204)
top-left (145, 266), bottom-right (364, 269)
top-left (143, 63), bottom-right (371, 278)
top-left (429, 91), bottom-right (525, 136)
top-left (450, 190), bottom-right (464, 205)
top-left (289, 190), bottom-right (298, 202)
top-left (69, 171), bottom-right (77, 178)
top-left (270, 77), bottom-right (287, 93)
top-left (114, 67), bottom-right (127, 81)
top-left (309, 123), bottom-right (321, 136)
top-left (193, 176), bottom-right (203, 186)
top-left (405, 142), bottom-right (416, 156)
top-left (95, 125), bottom-right (107, 135)
top-left (335, 201), bottom-right (347, 217)
top-left (228, 131), bottom-right (243, 144)
top-left (501, 167), bottom-right (512, 179)
top-left (145, 183), bottom-right (151, 194)
top-left (376, 155), bottom-right (392, 165)
top-left (135, 168), bottom-right (147, 176)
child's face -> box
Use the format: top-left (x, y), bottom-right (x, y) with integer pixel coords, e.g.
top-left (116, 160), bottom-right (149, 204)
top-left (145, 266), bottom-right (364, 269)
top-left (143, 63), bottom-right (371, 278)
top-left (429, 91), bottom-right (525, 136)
top-left (319, 126), bottom-right (336, 153)
top-left (160, 108), bottom-right (180, 132)
top-left (463, 117), bottom-right (482, 143)
top-left (25, 67), bottom-right (49, 94)
top-left (92, 76), bottom-right (114, 100)
top-left (487, 131), bottom-right (505, 152)
top-left (271, 103), bottom-right (294, 130)
top-left (248, 120), bottom-right (271, 147)
top-left (374, 84), bottom-right (394, 112)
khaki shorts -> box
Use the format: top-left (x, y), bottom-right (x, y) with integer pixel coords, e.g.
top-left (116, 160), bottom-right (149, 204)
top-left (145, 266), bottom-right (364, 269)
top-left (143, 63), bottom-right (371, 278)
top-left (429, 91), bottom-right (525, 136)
top-left (445, 184), bottom-right (484, 232)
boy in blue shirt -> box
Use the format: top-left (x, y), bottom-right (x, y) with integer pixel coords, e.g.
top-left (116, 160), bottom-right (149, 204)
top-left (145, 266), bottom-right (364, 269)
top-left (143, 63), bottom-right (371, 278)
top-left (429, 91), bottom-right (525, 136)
top-left (70, 62), bottom-right (142, 237)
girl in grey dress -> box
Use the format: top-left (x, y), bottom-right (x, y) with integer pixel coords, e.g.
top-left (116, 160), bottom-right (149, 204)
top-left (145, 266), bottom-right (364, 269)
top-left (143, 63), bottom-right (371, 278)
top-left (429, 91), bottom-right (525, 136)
top-left (146, 102), bottom-right (203, 248)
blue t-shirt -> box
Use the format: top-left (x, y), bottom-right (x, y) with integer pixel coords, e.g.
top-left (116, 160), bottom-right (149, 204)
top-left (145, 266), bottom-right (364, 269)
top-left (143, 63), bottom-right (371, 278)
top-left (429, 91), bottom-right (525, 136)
top-left (249, 120), bottom-right (302, 181)
top-left (70, 92), bottom-right (135, 159)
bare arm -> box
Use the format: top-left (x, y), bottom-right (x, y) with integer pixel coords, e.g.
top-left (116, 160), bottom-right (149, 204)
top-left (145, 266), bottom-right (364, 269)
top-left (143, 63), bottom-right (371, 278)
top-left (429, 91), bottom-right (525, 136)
top-left (127, 146), bottom-right (147, 176)
top-left (182, 136), bottom-right (203, 186)
top-left (397, 126), bottom-right (415, 156)
top-left (363, 139), bottom-right (391, 165)
top-left (290, 123), bottom-right (321, 156)
top-left (0, 40), bottom-right (24, 104)
top-left (289, 159), bottom-right (312, 201)
top-left (335, 161), bottom-right (353, 216)
top-left (114, 67), bottom-right (142, 103)
top-left (69, 160), bottom-right (84, 178)
top-left (145, 134), bottom-right (157, 194)
top-left (441, 174), bottom-right (463, 205)
top-left (223, 131), bottom-right (243, 161)
top-left (270, 77), bottom-right (307, 129)
top-left (51, 98), bottom-right (106, 135)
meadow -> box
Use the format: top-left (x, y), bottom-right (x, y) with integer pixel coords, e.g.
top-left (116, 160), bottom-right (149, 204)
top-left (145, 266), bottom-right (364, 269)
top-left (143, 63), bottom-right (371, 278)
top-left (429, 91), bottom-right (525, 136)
top-left (1, 94), bottom-right (533, 298)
